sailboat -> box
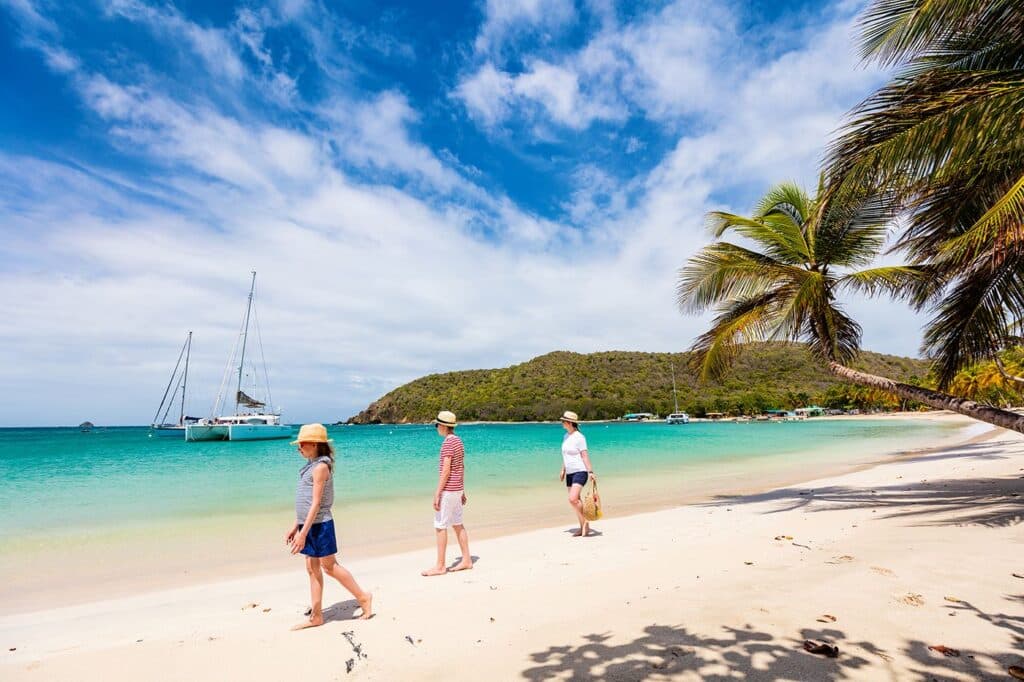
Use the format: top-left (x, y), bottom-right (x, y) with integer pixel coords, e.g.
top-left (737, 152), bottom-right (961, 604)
top-left (185, 273), bottom-right (293, 442)
top-left (665, 360), bottom-right (690, 424)
top-left (150, 331), bottom-right (199, 437)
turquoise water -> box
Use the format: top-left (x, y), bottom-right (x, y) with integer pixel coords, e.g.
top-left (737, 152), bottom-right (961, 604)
top-left (0, 420), bottom-right (961, 537)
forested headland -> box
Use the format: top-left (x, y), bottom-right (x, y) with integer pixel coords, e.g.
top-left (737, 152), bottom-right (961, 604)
top-left (346, 342), bottom-right (929, 424)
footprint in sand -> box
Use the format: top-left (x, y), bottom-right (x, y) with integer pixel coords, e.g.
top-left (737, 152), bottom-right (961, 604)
top-left (871, 566), bottom-right (896, 577)
top-left (899, 593), bottom-right (925, 606)
top-left (828, 555), bottom-right (855, 564)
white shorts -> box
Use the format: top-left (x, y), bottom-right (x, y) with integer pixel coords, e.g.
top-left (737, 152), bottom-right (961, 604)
top-left (433, 490), bottom-right (465, 529)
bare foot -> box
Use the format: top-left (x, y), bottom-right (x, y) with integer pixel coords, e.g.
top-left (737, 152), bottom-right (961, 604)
top-left (291, 614), bottom-right (324, 631)
top-left (421, 566), bottom-right (446, 576)
top-left (449, 562), bottom-right (473, 572)
top-left (581, 522), bottom-right (590, 537)
top-left (357, 593), bottom-right (373, 620)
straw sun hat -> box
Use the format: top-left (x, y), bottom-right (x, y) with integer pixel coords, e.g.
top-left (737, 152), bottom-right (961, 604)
top-left (291, 423), bottom-right (332, 445)
top-left (559, 410), bottom-right (580, 424)
top-left (434, 410), bottom-right (458, 427)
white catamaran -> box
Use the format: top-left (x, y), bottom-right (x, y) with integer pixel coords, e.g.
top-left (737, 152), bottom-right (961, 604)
top-left (185, 273), bottom-right (293, 442)
top-left (150, 331), bottom-right (199, 437)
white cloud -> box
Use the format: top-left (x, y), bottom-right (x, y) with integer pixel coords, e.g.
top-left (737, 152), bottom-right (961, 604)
top-left (474, 0), bottom-right (576, 53)
top-left (455, 0), bottom-right (737, 131)
top-left (318, 91), bottom-right (470, 193)
top-left (0, 0), bottom-right (55, 33)
top-left (453, 63), bottom-right (515, 128)
top-left (105, 0), bottom-right (247, 83)
top-left (455, 59), bottom-right (626, 130)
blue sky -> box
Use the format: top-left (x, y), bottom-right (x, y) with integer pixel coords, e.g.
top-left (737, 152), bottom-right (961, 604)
top-left (0, 0), bottom-right (924, 426)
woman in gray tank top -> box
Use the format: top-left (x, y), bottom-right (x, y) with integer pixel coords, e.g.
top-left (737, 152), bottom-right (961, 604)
top-left (286, 423), bottom-right (373, 629)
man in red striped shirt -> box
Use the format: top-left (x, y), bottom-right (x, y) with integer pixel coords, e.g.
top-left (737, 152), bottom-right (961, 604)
top-left (421, 410), bottom-right (473, 576)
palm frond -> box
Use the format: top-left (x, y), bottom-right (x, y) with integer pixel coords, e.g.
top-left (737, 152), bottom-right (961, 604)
top-left (689, 291), bottom-right (784, 381)
top-left (839, 265), bottom-right (934, 297)
top-left (934, 171), bottom-right (1024, 266)
top-left (675, 242), bottom-right (803, 313)
top-left (920, 257), bottom-right (1024, 386)
top-left (827, 71), bottom-right (1024, 200)
top-left (858, 0), bottom-right (1003, 65)
top-left (816, 190), bottom-right (898, 268)
top-left (806, 299), bottom-right (864, 367)
top-left (704, 209), bottom-right (813, 266)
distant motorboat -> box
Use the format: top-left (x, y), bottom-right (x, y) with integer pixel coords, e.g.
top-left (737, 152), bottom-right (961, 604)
top-left (186, 272), bottom-right (292, 443)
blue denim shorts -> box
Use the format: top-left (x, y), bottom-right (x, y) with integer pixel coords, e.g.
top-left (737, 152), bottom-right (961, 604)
top-left (566, 471), bottom-right (589, 488)
top-left (298, 519), bottom-right (338, 558)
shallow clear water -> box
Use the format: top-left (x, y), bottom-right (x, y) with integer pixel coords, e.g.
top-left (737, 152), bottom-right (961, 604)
top-left (0, 419), bottom-right (961, 537)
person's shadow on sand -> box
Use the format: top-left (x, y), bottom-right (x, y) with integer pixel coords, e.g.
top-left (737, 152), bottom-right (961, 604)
top-left (322, 599), bottom-right (373, 622)
top-left (448, 555), bottom-right (480, 571)
top-left (563, 527), bottom-right (604, 537)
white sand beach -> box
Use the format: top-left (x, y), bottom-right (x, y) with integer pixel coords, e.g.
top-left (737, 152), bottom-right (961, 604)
top-left (2, 414), bottom-right (1022, 681)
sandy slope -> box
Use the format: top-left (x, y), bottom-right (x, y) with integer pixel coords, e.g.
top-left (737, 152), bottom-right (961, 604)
top-left (2, 418), bottom-right (1022, 681)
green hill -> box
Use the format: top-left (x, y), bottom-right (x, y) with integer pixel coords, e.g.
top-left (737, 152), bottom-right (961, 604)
top-left (346, 342), bottom-right (930, 423)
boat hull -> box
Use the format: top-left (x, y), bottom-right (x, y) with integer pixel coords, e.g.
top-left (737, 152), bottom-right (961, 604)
top-left (185, 424), bottom-right (229, 442)
top-left (227, 424), bottom-right (293, 441)
top-left (150, 426), bottom-right (186, 438)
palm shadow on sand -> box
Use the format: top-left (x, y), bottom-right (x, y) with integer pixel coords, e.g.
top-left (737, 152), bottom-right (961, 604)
top-left (520, 617), bottom-right (1023, 681)
top-left (521, 624), bottom-right (870, 681)
top-left (701, 442), bottom-right (1024, 528)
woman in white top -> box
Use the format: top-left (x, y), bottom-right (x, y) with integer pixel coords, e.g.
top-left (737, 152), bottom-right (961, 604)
top-left (558, 410), bottom-right (597, 537)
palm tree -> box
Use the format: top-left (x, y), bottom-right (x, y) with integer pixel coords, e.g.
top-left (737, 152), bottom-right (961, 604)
top-left (825, 0), bottom-right (1024, 386)
top-left (677, 182), bottom-right (1024, 433)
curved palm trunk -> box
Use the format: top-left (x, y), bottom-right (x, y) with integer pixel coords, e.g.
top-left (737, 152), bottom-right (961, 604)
top-left (828, 362), bottom-right (1024, 434)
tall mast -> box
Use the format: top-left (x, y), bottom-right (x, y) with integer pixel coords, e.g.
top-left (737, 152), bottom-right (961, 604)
top-left (671, 360), bottom-right (679, 413)
top-left (153, 333), bottom-right (189, 426)
top-left (179, 331), bottom-right (192, 425)
top-left (235, 271), bottom-right (256, 414)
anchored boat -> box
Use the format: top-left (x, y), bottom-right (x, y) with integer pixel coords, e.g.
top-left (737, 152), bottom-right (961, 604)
top-left (186, 273), bottom-right (292, 442)
top-left (150, 331), bottom-right (199, 438)
top-left (665, 361), bottom-right (689, 424)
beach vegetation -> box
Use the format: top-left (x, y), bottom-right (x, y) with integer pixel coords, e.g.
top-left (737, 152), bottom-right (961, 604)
top-left (949, 347), bottom-right (1024, 406)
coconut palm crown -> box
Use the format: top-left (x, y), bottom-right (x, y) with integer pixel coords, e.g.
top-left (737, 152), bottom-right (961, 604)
top-left (677, 181), bottom-right (913, 379)
top-left (826, 0), bottom-right (1024, 386)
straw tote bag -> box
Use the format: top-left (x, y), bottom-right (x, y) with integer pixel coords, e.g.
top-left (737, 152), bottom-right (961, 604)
top-left (582, 477), bottom-right (603, 521)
